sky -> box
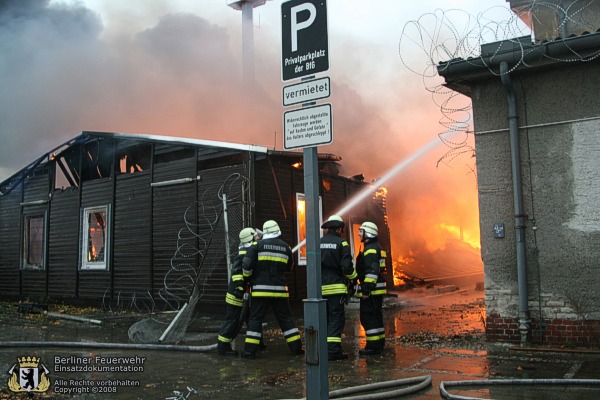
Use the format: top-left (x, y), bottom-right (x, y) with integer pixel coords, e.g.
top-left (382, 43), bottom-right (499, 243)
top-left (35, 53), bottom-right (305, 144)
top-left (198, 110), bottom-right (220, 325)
top-left (0, 0), bottom-right (529, 279)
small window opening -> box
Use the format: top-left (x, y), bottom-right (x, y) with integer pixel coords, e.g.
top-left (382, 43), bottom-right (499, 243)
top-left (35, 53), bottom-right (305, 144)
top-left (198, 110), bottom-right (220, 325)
top-left (81, 205), bottom-right (110, 270)
top-left (22, 214), bottom-right (45, 270)
top-left (295, 193), bottom-right (322, 266)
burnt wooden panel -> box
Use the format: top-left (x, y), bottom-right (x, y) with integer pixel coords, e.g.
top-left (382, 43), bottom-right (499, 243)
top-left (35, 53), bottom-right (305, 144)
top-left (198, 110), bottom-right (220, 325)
top-left (113, 171), bottom-right (152, 302)
top-left (23, 174), bottom-right (50, 203)
top-left (152, 157), bottom-right (197, 308)
top-left (0, 189), bottom-right (22, 296)
top-left (194, 164), bottom-right (245, 306)
top-left (48, 189), bottom-right (80, 298)
top-left (78, 178), bottom-right (113, 300)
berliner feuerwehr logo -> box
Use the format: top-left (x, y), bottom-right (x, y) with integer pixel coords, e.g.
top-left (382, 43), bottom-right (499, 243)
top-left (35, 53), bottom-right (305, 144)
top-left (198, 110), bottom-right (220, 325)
top-left (7, 356), bottom-right (51, 393)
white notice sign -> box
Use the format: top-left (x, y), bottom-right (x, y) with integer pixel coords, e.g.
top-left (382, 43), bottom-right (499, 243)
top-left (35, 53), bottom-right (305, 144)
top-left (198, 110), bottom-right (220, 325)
top-left (283, 103), bottom-right (332, 150)
top-left (283, 77), bottom-right (330, 107)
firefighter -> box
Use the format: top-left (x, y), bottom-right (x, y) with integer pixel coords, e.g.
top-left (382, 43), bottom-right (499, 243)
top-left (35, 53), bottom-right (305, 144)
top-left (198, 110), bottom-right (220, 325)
top-left (356, 221), bottom-right (387, 355)
top-left (320, 215), bottom-right (358, 361)
top-left (216, 227), bottom-right (259, 356)
top-left (240, 220), bottom-right (304, 359)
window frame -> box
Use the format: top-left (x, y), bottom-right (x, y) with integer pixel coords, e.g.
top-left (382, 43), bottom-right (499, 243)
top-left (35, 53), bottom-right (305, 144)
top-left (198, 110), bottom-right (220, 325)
top-left (80, 204), bottom-right (111, 271)
top-left (21, 212), bottom-right (47, 270)
top-left (295, 193), bottom-right (323, 266)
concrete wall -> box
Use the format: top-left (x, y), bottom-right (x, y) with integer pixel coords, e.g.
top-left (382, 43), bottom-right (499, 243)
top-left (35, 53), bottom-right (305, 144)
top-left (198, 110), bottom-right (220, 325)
top-left (471, 62), bottom-right (600, 345)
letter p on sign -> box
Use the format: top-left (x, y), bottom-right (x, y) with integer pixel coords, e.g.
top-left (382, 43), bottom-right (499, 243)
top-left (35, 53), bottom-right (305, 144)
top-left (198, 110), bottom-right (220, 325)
top-left (291, 3), bottom-right (316, 52)
top-left (281, 0), bottom-right (329, 81)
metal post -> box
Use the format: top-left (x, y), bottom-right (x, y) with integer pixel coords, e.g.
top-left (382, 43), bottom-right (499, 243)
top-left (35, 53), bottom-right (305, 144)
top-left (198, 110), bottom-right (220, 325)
top-left (303, 147), bottom-right (328, 399)
top-left (241, 2), bottom-right (255, 86)
top-left (223, 194), bottom-right (232, 282)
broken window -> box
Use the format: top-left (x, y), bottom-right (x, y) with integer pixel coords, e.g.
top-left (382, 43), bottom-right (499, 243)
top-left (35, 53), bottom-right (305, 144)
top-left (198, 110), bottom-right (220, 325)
top-left (22, 214), bottom-right (46, 270)
top-left (80, 205), bottom-right (110, 270)
top-left (117, 143), bottom-right (151, 175)
top-left (295, 193), bottom-right (322, 266)
top-left (51, 144), bottom-right (81, 190)
top-left (81, 140), bottom-right (113, 182)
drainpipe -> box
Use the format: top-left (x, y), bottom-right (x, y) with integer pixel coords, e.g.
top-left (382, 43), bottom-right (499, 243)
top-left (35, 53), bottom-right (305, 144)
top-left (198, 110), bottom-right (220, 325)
top-left (500, 61), bottom-right (530, 345)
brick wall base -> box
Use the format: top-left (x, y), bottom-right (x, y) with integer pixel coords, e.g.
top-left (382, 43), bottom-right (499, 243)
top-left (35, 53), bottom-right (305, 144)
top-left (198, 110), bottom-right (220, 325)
top-left (486, 313), bottom-right (600, 347)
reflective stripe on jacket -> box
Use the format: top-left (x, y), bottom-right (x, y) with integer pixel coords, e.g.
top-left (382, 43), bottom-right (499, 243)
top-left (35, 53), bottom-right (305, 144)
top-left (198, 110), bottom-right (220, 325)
top-left (320, 231), bottom-right (357, 296)
top-left (242, 237), bottom-right (294, 298)
top-left (356, 238), bottom-right (387, 296)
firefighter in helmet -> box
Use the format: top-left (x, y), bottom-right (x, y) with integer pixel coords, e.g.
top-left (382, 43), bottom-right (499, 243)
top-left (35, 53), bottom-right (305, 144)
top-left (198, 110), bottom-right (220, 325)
top-left (356, 221), bottom-right (387, 355)
top-left (320, 215), bottom-right (357, 361)
top-left (216, 227), bottom-right (259, 356)
top-left (240, 220), bottom-right (304, 359)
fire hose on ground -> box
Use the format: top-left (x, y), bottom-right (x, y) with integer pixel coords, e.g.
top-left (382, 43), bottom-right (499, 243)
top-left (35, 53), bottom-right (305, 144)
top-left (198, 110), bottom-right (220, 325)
top-left (439, 378), bottom-right (600, 400)
top-left (0, 341), bottom-right (217, 352)
top-left (282, 375), bottom-right (432, 400)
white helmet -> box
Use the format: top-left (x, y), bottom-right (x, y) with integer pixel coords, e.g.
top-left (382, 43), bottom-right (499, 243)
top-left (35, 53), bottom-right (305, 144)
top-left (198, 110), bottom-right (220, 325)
top-left (321, 215), bottom-right (345, 229)
top-left (360, 221), bottom-right (378, 238)
top-left (239, 227), bottom-right (256, 244)
top-left (262, 220), bottom-right (281, 235)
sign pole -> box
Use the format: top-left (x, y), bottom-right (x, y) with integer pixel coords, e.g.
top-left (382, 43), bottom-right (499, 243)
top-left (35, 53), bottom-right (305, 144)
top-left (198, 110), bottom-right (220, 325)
top-left (303, 146), bottom-right (329, 399)
top-left (280, 2), bottom-right (331, 395)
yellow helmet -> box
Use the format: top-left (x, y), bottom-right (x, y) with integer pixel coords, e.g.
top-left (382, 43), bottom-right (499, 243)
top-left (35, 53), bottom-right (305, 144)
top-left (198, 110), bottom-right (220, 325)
top-left (239, 227), bottom-right (256, 244)
top-left (262, 220), bottom-right (281, 235)
top-left (360, 221), bottom-right (378, 237)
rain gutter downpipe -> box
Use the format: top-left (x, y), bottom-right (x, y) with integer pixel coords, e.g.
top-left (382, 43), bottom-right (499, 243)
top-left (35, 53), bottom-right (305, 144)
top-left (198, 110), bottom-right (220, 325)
top-left (500, 61), bottom-right (530, 345)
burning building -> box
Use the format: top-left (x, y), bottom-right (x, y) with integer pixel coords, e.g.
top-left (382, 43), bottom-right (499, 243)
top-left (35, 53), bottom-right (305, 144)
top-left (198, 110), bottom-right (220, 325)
top-left (0, 131), bottom-right (391, 311)
top-left (437, 0), bottom-right (600, 346)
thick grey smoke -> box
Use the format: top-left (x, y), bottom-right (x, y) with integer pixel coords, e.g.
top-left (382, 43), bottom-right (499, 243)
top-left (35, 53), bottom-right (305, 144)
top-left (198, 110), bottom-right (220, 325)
top-left (0, 0), bottom-right (103, 175)
top-left (0, 0), bottom-right (483, 281)
top-left (0, 0), bottom-right (394, 180)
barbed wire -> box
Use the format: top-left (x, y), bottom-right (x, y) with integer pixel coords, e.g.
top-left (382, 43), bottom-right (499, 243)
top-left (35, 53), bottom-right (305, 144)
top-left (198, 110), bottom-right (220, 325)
top-left (398, 0), bottom-right (599, 170)
top-left (103, 173), bottom-right (250, 317)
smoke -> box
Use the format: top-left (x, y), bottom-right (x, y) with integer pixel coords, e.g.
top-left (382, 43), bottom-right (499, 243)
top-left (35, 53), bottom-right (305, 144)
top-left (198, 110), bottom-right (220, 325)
top-left (0, 0), bottom-right (483, 280)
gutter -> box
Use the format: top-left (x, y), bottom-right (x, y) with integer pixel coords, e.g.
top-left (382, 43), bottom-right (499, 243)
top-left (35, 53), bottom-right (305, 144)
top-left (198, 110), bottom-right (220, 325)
top-left (437, 32), bottom-right (600, 83)
top-left (500, 61), bottom-right (530, 346)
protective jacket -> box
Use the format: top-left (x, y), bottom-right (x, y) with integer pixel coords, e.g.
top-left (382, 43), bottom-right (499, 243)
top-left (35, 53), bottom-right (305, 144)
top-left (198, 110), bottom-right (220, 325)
top-left (225, 242), bottom-right (254, 307)
top-left (242, 236), bottom-right (293, 298)
top-left (320, 231), bottom-right (357, 296)
top-left (356, 237), bottom-right (387, 297)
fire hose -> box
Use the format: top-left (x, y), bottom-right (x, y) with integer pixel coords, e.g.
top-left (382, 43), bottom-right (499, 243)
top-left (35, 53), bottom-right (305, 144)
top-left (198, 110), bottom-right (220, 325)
top-left (0, 341), bottom-right (216, 352)
top-left (282, 375), bottom-right (432, 400)
top-left (440, 378), bottom-right (600, 400)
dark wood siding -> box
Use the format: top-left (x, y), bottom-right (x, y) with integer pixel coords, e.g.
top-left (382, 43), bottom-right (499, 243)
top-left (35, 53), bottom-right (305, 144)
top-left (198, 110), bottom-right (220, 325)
top-left (78, 178), bottom-right (113, 300)
top-left (21, 174), bottom-right (51, 297)
top-left (113, 171), bottom-right (152, 303)
top-left (152, 156), bottom-right (197, 308)
top-left (48, 189), bottom-right (80, 298)
top-left (1, 133), bottom-right (391, 308)
top-left (0, 189), bottom-right (22, 296)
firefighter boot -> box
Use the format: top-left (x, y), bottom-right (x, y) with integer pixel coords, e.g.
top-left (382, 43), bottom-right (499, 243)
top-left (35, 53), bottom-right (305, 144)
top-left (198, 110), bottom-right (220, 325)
top-left (289, 340), bottom-right (305, 356)
top-left (328, 352), bottom-right (349, 361)
top-left (217, 342), bottom-right (239, 357)
top-left (240, 351), bottom-right (256, 360)
top-left (359, 345), bottom-right (382, 356)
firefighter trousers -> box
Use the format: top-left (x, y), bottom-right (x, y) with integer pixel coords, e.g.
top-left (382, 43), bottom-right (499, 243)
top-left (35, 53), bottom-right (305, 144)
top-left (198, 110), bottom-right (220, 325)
top-left (243, 297), bottom-right (302, 354)
top-left (325, 294), bottom-right (346, 354)
top-left (359, 295), bottom-right (385, 350)
top-left (217, 303), bottom-right (243, 350)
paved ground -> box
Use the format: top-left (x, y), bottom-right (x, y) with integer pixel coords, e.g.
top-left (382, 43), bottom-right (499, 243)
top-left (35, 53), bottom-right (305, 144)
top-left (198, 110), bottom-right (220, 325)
top-left (1, 283), bottom-right (599, 399)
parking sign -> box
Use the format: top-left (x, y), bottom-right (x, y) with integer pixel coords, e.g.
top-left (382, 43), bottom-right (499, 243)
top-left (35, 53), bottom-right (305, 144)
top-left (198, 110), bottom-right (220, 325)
top-left (281, 0), bottom-right (329, 81)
